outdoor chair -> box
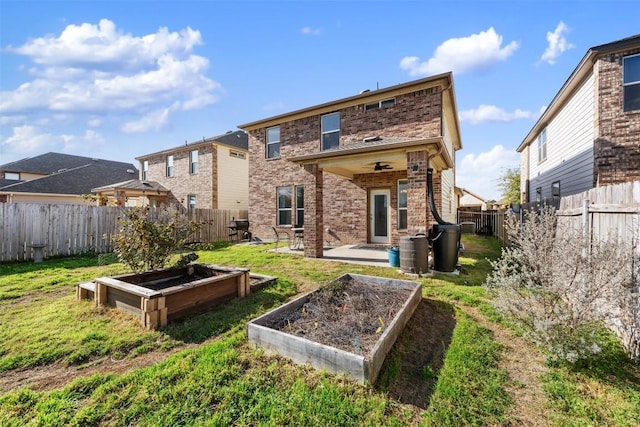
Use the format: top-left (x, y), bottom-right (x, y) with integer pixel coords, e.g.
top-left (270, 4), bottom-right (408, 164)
top-left (272, 227), bottom-right (292, 250)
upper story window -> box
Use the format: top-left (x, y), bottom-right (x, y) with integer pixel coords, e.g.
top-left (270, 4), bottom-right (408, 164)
top-left (266, 126), bottom-right (280, 159)
top-left (551, 181), bottom-right (560, 197)
top-left (190, 150), bottom-right (198, 174)
top-left (623, 54), bottom-right (640, 112)
top-left (142, 160), bottom-right (148, 180)
top-left (537, 128), bottom-right (547, 163)
top-left (398, 179), bottom-right (408, 230)
top-left (166, 155), bottom-right (174, 177)
top-left (365, 98), bottom-right (396, 111)
top-left (188, 194), bottom-right (196, 210)
top-left (321, 112), bottom-right (340, 151)
top-left (4, 172), bottom-right (19, 180)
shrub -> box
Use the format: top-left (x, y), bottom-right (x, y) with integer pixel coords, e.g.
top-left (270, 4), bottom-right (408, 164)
top-left (110, 207), bottom-right (200, 273)
top-left (485, 206), bottom-right (637, 364)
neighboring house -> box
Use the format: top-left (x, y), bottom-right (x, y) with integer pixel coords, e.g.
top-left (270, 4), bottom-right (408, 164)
top-left (518, 34), bottom-right (640, 203)
top-left (457, 187), bottom-right (490, 212)
top-left (239, 73), bottom-right (462, 258)
top-left (0, 152), bottom-right (138, 204)
top-left (135, 130), bottom-right (249, 210)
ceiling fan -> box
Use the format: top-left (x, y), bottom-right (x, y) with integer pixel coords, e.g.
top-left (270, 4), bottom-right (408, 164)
top-left (373, 161), bottom-right (392, 171)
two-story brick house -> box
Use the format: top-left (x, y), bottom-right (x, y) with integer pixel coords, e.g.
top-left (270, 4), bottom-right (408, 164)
top-left (239, 73), bottom-right (462, 258)
top-left (518, 34), bottom-right (640, 202)
top-left (136, 130), bottom-right (249, 210)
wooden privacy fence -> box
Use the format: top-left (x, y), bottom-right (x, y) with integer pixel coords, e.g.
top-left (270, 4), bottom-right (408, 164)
top-left (457, 210), bottom-right (508, 245)
top-left (0, 203), bottom-right (248, 262)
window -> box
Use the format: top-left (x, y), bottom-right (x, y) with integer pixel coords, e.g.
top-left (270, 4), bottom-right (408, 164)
top-left (295, 185), bottom-right (304, 227)
top-left (365, 98), bottom-right (396, 111)
top-left (536, 187), bottom-right (542, 203)
top-left (142, 160), bottom-right (148, 180)
top-left (321, 112), bottom-right (340, 150)
top-left (277, 186), bottom-right (292, 225)
top-left (188, 194), bottom-right (196, 210)
top-left (623, 54), bottom-right (640, 112)
top-left (266, 126), bottom-right (280, 159)
top-left (230, 150), bottom-right (246, 159)
top-left (552, 181), bottom-right (560, 197)
top-left (398, 179), bottom-right (408, 230)
top-left (190, 150), bottom-right (198, 174)
top-left (4, 172), bottom-right (19, 180)
top-left (166, 155), bottom-right (174, 177)
top-left (537, 128), bottom-right (547, 163)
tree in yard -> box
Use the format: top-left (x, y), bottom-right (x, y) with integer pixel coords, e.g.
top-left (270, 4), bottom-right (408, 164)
top-left (497, 167), bottom-right (521, 207)
top-left (485, 207), bottom-right (638, 363)
top-left (110, 207), bottom-right (201, 273)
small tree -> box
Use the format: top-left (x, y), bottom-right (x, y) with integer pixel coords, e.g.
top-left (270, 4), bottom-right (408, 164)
top-left (496, 168), bottom-right (521, 207)
top-left (111, 207), bottom-right (200, 273)
top-left (485, 207), bottom-right (636, 363)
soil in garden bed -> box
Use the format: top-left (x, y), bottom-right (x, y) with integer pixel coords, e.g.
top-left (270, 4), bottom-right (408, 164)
top-left (262, 275), bottom-right (413, 355)
top-left (136, 273), bottom-right (216, 290)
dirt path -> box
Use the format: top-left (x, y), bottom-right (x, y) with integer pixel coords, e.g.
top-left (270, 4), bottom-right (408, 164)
top-left (0, 344), bottom-right (197, 394)
top-left (461, 305), bottom-right (551, 426)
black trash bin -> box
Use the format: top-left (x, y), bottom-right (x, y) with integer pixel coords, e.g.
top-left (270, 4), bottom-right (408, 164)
top-left (430, 224), bottom-right (461, 272)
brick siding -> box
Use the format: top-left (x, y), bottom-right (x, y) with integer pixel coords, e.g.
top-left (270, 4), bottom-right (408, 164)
top-left (142, 145), bottom-right (216, 209)
top-left (594, 47), bottom-right (640, 186)
top-left (247, 88), bottom-right (446, 251)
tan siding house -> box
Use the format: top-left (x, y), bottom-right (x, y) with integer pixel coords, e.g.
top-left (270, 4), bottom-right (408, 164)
top-left (136, 131), bottom-right (248, 210)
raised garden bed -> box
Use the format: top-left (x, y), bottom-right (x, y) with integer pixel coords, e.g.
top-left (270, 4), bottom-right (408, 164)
top-left (247, 273), bottom-right (422, 384)
top-left (77, 264), bottom-right (274, 329)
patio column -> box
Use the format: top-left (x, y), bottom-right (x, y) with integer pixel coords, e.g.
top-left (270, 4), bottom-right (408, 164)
top-left (406, 151), bottom-right (429, 234)
top-left (303, 164), bottom-right (323, 258)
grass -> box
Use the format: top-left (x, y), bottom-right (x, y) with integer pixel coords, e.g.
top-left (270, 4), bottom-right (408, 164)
top-left (0, 235), bottom-right (638, 426)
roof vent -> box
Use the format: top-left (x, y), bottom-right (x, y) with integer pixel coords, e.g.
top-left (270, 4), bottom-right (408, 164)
top-left (126, 169), bottom-right (135, 174)
top-left (363, 136), bottom-right (382, 143)
top-left (360, 89), bottom-right (370, 94)
top-left (57, 168), bottom-right (67, 173)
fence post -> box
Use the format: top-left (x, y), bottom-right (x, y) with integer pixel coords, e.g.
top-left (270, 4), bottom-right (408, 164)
top-left (582, 199), bottom-right (590, 257)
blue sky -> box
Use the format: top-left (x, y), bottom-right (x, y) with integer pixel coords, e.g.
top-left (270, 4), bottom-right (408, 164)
top-left (1, 0), bottom-right (638, 200)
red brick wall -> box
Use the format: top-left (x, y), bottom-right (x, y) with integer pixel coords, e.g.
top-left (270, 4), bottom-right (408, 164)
top-left (247, 88), bottom-right (444, 247)
top-left (142, 145), bottom-right (216, 209)
top-left (594, 47), bottom-right (640, 186)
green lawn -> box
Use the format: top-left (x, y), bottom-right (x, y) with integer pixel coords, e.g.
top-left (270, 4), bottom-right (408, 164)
top-left (1, 235), bottom-right (638, 426)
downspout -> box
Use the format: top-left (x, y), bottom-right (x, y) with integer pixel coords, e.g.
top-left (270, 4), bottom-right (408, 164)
top-left (426, 145), bottom-right (452, 226)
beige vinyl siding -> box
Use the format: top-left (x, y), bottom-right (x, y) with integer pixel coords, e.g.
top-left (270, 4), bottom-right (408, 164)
top-left (529, 72), bottom-right (595, 178)
top-left (442, 113), bottom-right (455, 166)
top-left (216, 145), bottom-right (249, 210)
top-left (440, 168), bottom-right (456, 223)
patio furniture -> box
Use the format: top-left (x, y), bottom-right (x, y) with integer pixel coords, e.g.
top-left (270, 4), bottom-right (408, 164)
top-left (291, 227), bottom-right (304, 250)
top-left (272, 227), bottom-right (292, 250)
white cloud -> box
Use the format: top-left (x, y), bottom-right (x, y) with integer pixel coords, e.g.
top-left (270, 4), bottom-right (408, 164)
top-left (87, 118), bottom-right (102, 127)
top-left (0, 19), bottom-right (221, 128)
top-left (456, 145), bottom-right (520, 201)
top-left (60, 129), bottom-right (105, 153)
top-left (121, 108), bottom-right (171, 133)
top-left (1, 125), bottom-right (55, 154)
top-left (301, 26), bottom-right (321, 36)
top-left (540, 22), bottom-right (574, 65)
top-left (459, 104), bottom-right (539, 124)
top-left (400, 27), bottom-right (519, 76)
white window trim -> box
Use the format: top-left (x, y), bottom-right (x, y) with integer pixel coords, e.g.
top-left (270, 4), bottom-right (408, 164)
top-left (142, 160), bottom-right (148, 181)
top-left (166, 155), bottom-right (174, 177)
top-left (266, 126), bottom-right (280, 159)
top-left (295, 185), bottom-right (304, 227)
top-left (623, 53), bottom-right (640, 112)
top-left (190, 150), bottom-right (198, 174)
top-left (277, 186), bottom-right (293, 226)
top-left (321, 112), bottom-right (340, 151)
top-left (398, 179), bottom-right (408, 230)
top-left (537, 128), bottom-right (547, 164)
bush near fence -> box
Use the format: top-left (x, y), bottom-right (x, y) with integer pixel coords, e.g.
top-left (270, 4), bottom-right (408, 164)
top-left (0, 203), bottom-right (248, 262)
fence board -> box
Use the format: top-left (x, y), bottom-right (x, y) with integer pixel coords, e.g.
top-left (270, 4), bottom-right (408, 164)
top-left (0, 203), bottom-right (249, 262)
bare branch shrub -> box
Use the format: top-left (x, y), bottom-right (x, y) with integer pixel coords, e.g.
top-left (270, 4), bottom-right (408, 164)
top-left (485, 206), bottom-right (637, 363)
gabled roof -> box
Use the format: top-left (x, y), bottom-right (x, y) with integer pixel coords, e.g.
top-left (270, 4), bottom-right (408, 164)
top-left (0, 163), bottom-right (138, 195)
top-left (91, 179), bottom-right (169, 194)
top-left (136, 130), bottom-right (248, 160)
top-left (517, 33), bottom-right (640, 152)
top-left (0, 152), bottom-right (137, 174)
top-left (238, 73), bottom-right (462, 151)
